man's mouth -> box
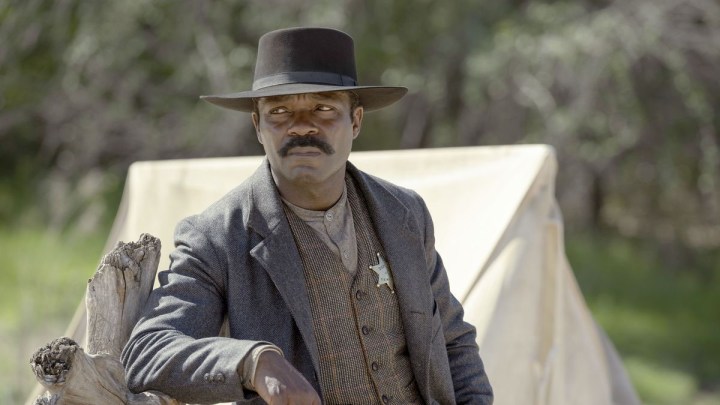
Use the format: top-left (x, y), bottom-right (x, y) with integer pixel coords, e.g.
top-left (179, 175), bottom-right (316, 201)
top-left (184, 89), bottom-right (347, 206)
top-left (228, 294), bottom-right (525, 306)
top-left (287, 147), bottom-right (323, 157)
top-left (278, 136), bottom-right (335, 157)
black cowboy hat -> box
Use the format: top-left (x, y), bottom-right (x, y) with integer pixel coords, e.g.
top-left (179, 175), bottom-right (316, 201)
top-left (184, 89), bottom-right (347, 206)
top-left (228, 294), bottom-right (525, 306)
top-left (200, 27), bottom-right (407, 112)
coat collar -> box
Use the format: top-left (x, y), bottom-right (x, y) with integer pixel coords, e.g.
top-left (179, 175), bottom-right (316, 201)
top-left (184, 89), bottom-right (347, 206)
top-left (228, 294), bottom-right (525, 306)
top-left (243, 160), bottom-right (416, 241)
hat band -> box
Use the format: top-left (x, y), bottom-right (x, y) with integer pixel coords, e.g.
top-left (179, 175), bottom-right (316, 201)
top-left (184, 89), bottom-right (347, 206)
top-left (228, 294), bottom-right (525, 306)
top-left (252, 71), bottom-right (358, 90)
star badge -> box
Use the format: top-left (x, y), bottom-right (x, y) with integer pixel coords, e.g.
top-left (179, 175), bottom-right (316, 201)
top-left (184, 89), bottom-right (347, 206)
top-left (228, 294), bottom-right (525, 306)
top-left (369, 252), bottom-right (394, 293)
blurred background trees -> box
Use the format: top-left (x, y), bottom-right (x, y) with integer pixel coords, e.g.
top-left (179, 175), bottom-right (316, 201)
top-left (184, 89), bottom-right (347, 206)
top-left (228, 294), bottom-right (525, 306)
top-left (1, 0), bottom-right (719, 403)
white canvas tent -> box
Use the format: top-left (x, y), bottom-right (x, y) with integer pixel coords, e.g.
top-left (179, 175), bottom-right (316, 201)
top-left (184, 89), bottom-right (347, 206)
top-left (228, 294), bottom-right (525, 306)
top-left (54, 145), bottom-right (640, 404)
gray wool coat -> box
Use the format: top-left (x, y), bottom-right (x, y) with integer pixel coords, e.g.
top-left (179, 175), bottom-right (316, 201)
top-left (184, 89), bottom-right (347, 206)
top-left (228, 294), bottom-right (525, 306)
top-left (121, 160), bottom-right (493, 405)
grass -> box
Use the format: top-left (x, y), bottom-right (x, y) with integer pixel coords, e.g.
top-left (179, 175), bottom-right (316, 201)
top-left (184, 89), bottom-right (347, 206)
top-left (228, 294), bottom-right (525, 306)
top-left (566, 230), bottom-right (720, 405)
top-left (0, 226), bottom-right (106, 404)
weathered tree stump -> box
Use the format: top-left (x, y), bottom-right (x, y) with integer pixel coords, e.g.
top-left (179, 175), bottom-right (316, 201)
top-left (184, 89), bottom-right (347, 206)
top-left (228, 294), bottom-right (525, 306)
top-left (30, 337), bottom-right (176, 405)
top-left (86, 233), bottom-right (161, 357)
top-left (29, 234), bottom-right (180, 405)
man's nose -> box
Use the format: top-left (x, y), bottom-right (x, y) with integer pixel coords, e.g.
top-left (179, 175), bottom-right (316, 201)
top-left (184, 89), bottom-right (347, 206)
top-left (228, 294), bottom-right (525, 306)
top-left (287, 111), bottom-right (319, 136)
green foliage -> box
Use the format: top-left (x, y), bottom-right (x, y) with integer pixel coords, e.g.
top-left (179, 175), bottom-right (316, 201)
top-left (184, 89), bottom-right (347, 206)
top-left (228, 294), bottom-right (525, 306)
top-left (458, 0), bottom-right (720, 242)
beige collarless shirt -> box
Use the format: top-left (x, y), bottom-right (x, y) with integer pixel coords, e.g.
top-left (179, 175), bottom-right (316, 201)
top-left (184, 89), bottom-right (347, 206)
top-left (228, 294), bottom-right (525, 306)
top-left (281, 184), bottom-right (358, 274)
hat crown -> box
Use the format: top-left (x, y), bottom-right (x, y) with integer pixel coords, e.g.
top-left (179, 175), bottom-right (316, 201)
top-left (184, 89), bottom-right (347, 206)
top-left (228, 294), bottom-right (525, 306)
top-left (253, 27), bottom-right (358, 90)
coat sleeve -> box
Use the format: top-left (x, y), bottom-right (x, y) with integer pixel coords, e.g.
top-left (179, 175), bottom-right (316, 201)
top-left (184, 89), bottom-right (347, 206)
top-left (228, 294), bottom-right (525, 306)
top-left (418, 196), bottom-right (494, 404)
top-left (121, 217), bottom-right (262, 404)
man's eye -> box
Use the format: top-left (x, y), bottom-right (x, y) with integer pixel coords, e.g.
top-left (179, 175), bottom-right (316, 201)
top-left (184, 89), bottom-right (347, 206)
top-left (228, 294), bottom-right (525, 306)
top-left (316, 105), bottom-right (333, 112)
top-left (269, 107), bottom-right (288, 114)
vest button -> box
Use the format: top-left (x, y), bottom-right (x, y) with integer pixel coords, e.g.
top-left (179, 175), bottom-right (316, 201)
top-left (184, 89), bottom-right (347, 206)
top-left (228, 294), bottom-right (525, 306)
top-left (382, 394), bottom-right (390, 403)
top-left (355, 290), bottom-right (364, 300)
top-left (371, 361), bottom-right (379, 371)
top-left (362, 325), bottom-right (370, 335)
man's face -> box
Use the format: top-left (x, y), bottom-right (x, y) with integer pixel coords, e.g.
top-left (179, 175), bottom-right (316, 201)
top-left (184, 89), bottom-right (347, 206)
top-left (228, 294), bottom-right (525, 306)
top-left (252, 91), bottom-right (363, 189)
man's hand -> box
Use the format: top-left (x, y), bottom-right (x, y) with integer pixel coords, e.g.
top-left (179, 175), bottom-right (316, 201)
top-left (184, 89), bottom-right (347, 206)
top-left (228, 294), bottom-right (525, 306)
top-left (253, 350), bottom-right (321, 404)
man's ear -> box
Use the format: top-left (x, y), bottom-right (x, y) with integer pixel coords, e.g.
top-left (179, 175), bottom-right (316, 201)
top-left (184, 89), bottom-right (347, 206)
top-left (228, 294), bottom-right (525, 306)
top-left (352, 106), bottom-right (364, 139)
top-left (252, 112), bottom-right (262, 144)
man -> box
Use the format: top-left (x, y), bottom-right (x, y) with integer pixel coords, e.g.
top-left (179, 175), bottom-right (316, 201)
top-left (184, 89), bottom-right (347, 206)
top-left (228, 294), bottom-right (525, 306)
top-left (122, 27), bottom-right (493, 405)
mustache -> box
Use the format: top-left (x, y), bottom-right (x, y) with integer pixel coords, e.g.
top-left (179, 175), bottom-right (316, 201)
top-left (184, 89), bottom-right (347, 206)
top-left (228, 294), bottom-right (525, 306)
top-left (278, 136), bottom-right (335, 157)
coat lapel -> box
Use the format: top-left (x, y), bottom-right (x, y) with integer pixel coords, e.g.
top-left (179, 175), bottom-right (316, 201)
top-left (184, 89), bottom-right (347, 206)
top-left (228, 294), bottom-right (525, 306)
top-left (245, 161), bottom-right (321, 375)
top-left (348, 163), bottom-right (435, 400)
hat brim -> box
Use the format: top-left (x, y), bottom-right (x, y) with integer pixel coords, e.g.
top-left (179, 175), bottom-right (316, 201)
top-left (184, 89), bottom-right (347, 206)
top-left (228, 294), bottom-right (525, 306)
top-left (200, 84), bottom-right (407, 112)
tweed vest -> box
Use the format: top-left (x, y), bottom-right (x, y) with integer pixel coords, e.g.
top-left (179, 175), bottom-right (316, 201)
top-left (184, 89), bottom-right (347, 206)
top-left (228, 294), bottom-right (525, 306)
top-left (284, 177), bottom-right (420, 404)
